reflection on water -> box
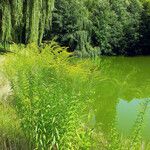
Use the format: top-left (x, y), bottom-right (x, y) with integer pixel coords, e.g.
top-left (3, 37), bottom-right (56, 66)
top-left (116, 98), bottom-right (150, 141)
top-left (90, 57), bottom-right (150, 141)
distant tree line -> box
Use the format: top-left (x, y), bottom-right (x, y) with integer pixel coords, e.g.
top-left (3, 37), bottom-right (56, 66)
top-left (0, 0), bottom-right (149, 56)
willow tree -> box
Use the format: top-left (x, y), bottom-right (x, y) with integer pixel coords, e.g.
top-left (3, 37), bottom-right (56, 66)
top-left (52, 0), bottom-right (99, 57)
top-left (0, 0), bottom-right (55, 45)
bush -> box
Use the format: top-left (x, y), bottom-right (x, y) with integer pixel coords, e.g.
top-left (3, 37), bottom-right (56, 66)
top-left (4, 42), bottom-right (95, 149)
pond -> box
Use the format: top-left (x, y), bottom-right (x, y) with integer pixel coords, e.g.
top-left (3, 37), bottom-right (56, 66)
top-left (89, 56), bottom-right (150, 141)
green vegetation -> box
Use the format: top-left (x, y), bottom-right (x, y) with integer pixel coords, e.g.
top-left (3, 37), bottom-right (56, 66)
top-left (0, 0), bottom-right (150, 149)
top-left (0, 0), bottom-right (150, 56)
top-left (0, 0), bottom-right (55, 45)
top-left (0, 44), bottom-right (150, 149)
top-left (1, 43), bottom-right (95, 149)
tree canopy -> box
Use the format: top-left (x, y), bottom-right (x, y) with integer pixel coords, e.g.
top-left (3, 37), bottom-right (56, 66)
top-left (0, 0), bottom-right (55, 44)
top-left (0, 0), bottom-right (150, 56)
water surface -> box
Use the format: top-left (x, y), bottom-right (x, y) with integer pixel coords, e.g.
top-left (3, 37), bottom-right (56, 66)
top-left (89, 57), bottom-right (150, 141)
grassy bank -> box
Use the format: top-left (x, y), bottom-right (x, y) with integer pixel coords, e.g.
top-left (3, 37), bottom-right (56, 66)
top-left (0, 56), bottom-right (27, 150)
top-left (0, 43), bottom-right (150, 149)
top-left (1, 43), bottom-right (96, 149)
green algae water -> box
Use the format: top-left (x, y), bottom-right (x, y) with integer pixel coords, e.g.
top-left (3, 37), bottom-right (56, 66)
top-left (89, 56), bottom-right (150, 142)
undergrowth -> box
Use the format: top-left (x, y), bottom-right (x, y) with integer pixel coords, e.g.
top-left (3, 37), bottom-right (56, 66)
top-left (0, 42), bottom-right (150, 149)
top-left (3, 42), bottom-right (96, 149)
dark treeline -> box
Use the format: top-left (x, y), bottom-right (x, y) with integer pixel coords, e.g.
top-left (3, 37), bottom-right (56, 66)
top-left (0, 0), bottom-right (150, 56)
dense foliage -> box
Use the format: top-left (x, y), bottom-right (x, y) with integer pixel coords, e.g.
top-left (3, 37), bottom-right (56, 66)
top-left (0, 0), bottom-right (149, 55)
top-left (0, 0), bottom-right (55, 45)
top-left (3, 43), bottom-right (95, 149)
top-left (138, 0), bottom-right (150, 54)
top-left (0, 44), bottom-right (150, 149)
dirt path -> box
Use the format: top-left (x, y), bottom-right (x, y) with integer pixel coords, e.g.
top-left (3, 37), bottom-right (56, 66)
top-left (0, 56), bottom-right (12, 101)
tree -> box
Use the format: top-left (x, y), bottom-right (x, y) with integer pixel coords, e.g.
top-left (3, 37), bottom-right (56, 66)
top-left (138, 0), bottom-right (150, 54)
top-left (85, 0), bottom-right (143, 55)
top-left (0, 0), bottom-right (149, 56)
top-left (52, 0), bottom-right (97, 57)
top-left (0, 0), bottom-right (55, 45)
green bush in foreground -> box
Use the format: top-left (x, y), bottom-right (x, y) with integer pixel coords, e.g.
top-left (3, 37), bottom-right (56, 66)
top-left (4, 42), bottom-right (96, 149)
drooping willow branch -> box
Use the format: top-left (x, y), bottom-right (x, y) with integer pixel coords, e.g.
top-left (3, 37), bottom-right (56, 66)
top-left (0, 0), bottom-right (55, 45)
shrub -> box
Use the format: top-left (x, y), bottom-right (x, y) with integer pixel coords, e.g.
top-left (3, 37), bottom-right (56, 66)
top-left (4, 42), bottom-right (95, 149)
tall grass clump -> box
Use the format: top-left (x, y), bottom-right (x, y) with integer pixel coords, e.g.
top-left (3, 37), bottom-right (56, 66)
top-left (0, 102), bottom-right (28, 150)
top-left (3, 42), bottom-right (96, 149)
top-left (1, 57), bottom-right (28, 150)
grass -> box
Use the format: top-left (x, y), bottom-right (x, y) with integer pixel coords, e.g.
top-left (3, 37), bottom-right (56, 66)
top-left (0, 55), bottom-right (28, 150)
top-left (0, 103), bottom-right (28, 150)
top-left (0, 42), bottom-right (150, 149)
top-left (2, 42), bottom-right (96, 149)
